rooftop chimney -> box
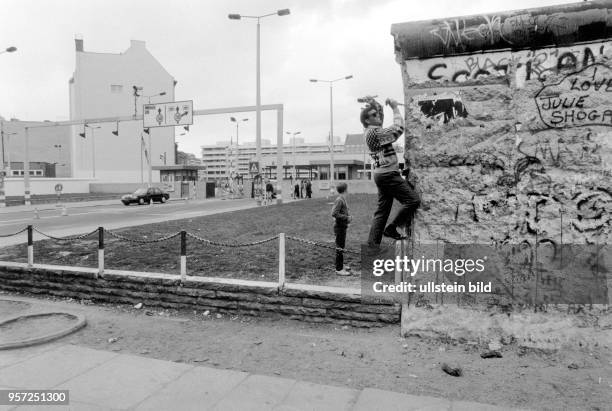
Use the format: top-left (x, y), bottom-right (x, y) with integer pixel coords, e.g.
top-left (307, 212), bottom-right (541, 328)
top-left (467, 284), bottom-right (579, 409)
top-left (130, 40), bottom-right (146, 49)
top-left (75, 35), bottom-right (83, 52)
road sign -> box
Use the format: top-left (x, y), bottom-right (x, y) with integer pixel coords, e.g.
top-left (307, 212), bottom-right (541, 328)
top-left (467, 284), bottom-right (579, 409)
top-left (143, 100), bottom-right (193, 128)
top-left (54, 183), bottom-right (63, 192)
top-left (248, 161), bottom-right (259, 175)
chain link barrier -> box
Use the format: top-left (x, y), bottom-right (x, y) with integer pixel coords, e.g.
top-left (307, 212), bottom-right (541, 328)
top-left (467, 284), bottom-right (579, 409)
top-left (186, 232), bottom-right (279, 248)
top-left (286, 235), bottom-right (360, 255)
top-left (33, 227), bottom-right (99, 241)
top-left (104, 229), bottom-right (181, 244)
top-left (4, 225), bottom-right (361, 255)
top-left (0, 227), bottom-right (28, 238)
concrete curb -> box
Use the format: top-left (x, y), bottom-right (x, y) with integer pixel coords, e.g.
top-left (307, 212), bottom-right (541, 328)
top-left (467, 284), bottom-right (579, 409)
top-left (0, 311), bottom-right (87, 350)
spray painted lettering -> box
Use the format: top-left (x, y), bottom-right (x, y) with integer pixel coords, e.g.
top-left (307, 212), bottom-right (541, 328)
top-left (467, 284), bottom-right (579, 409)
top-left (429, 15), bottom-right (511, 48)
top-left (417, 43), bottom-right (607, 83)
top-left (535, 64), bottom-right (612, 128)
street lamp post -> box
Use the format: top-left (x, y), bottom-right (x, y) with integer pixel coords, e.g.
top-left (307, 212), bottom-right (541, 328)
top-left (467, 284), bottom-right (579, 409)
top-left (2, 131), bottom-right (17, 174)
top-left (53, 144), bottom-right (62, 177)
top-left (133, 87), bottom-right (166, 116)
top-left (81, 124), bottom-right (101, 178)
top-left (145, 91), bottom-right (167, 104)
top-left (228, 8), bottom-right (290, 178)
top-left (0, 121), bottom-right (17, 172)
top-left (285, 131), bottom-right (300, 179)
top-left (309, 75), bottom-right (353, 189)
top-left (230, 117), bottom-right (248, 175)
top-left (132, 86), bottom-right (143, 117)
top-left (53, 144), bottom-right (62, 162)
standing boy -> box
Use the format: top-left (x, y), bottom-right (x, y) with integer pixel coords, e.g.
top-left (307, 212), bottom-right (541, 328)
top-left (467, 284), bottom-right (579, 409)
top-left (332, 182), bottom-right (351, 276)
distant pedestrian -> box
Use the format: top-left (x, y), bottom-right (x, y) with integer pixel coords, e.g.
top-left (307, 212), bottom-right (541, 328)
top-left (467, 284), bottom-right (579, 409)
top-left (332, 182), bottom-right (351, 276)
top-left (294, 182), bottom-right (300, 199)
top-left (305, 179), bottom-right (312, 198)
top-left (265, 180), bottom-right (275, 203)
top-left (300, 179), bottom-right (305, 198)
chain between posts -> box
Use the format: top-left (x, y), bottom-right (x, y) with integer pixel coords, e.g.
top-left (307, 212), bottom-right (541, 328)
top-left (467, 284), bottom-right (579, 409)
top-left (104, 229), bottom-right (181, 244)
top-left (6, 226), bottom-right (359, 254)
top-left (32, 227), bottom-right (99, 241)
top-left (286, 235), bottom-right (360, 255)
top-left (0, 227), bottom-right (28, 238)
top-left (186, 232), bottom-right (279, 247)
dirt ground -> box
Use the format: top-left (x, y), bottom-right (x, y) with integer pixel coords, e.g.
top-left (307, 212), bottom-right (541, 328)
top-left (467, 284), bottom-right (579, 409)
top-left (2, 293), bottom-right (611, 411)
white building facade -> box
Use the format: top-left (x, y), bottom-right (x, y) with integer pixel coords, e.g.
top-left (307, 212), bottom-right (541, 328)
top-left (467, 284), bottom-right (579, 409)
top-left (69, 38), bottom-right (176, 183)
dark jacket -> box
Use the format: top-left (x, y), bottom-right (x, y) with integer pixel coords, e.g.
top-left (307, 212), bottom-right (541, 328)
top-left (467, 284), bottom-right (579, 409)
top-left (332, 195), bottom-right (350, 227)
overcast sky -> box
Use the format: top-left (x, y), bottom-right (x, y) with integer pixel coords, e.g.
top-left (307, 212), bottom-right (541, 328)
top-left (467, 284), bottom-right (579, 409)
top-left (1, 0), bottom-right (578, 155)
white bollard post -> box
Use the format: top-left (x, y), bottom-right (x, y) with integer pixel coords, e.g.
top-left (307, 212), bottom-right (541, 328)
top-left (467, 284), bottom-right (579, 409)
top-left (180, 231), bottom-right (187, 281)
top-left (278, 233), bottom-right (285, 289)
top-left (98, 249), bottom-right (104, 278)
top-left (97, 227), bottom-right (104, 279)
top-left (27, 225), bottom-right (33, 267)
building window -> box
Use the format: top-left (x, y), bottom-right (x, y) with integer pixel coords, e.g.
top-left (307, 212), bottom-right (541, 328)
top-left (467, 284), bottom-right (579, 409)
top-left (110, 85), bottom-right (123, 93)
top-left (11, 170), bottom-right (43, 176)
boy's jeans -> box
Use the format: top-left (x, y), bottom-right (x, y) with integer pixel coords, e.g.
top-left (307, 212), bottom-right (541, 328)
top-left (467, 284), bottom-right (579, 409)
top-left (367, 170), bottom-right (421, 246)
top-left (334, 224), bottom-right (347, 271)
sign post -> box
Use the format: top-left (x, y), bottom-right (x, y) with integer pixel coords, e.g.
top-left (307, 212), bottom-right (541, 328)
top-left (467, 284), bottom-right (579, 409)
top-left (54, 183), bottom-right (63, 204)
top-left (143, 100), bottom-right (194, 129)
top-left (249, 162), bottom-right (262, 205)
top-left (0, 170), bottom-right (5, 208)
top-left (143, 100), bottom-right (194, 189)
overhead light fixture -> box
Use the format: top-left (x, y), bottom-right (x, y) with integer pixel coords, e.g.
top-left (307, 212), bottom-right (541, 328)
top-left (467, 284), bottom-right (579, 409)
top-left (183, 125), bottom-right (189, 132)
top-left (79, 125), bottom-right (86, 138)
top-left (143, 128), bottom-right (150, 134)
top-left (112, 122), bottom-right (119, 136)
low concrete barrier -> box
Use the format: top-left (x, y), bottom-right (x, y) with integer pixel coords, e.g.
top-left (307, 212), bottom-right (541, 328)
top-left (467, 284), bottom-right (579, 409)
top-left (0, 263), bottom-right (399, 327)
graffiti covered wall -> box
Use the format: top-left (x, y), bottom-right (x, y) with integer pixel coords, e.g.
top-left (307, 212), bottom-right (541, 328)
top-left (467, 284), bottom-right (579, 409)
top-left (391, 0), bottom-right (611, 246)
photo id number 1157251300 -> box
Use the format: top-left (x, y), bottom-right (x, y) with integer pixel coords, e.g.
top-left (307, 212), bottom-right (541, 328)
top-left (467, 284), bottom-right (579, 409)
top-left (0, 390), bottom-right (69, 405)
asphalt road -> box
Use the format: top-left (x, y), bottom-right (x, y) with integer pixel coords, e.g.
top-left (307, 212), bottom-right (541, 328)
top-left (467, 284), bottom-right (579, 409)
top-left (0, 198), bottom-right (257, 247)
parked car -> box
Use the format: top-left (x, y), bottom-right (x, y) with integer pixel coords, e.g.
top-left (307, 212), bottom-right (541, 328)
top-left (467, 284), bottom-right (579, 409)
top-left (121, 187), bottom-right (169, 205)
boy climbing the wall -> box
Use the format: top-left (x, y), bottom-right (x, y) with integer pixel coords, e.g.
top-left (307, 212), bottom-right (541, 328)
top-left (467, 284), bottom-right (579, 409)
top-left (361, 97), bottom-right (420, 246)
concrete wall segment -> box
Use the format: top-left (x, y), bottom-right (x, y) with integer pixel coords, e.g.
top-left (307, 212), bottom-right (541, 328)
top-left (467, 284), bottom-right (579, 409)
top-left (391, 0), bottom-right (611, 61)
top-left (392, 1), bottom-right (611, 246)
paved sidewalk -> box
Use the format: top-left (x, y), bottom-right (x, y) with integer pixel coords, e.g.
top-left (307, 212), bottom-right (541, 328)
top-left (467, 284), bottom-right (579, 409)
top-left (0, 343), bottom-right (524, 411)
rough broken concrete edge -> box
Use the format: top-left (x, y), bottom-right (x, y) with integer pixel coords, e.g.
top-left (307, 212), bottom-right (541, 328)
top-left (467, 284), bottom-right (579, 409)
top-left (0, 311), bottom-right (87, 350)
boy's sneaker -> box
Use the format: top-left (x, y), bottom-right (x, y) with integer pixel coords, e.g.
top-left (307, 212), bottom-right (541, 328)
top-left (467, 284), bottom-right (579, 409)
top-left (383, 225), bottom-right (405, 240)
top-left (343, 265), bottom-right (351, 271)
top-left (335, 269), bottom-right (351, 276)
